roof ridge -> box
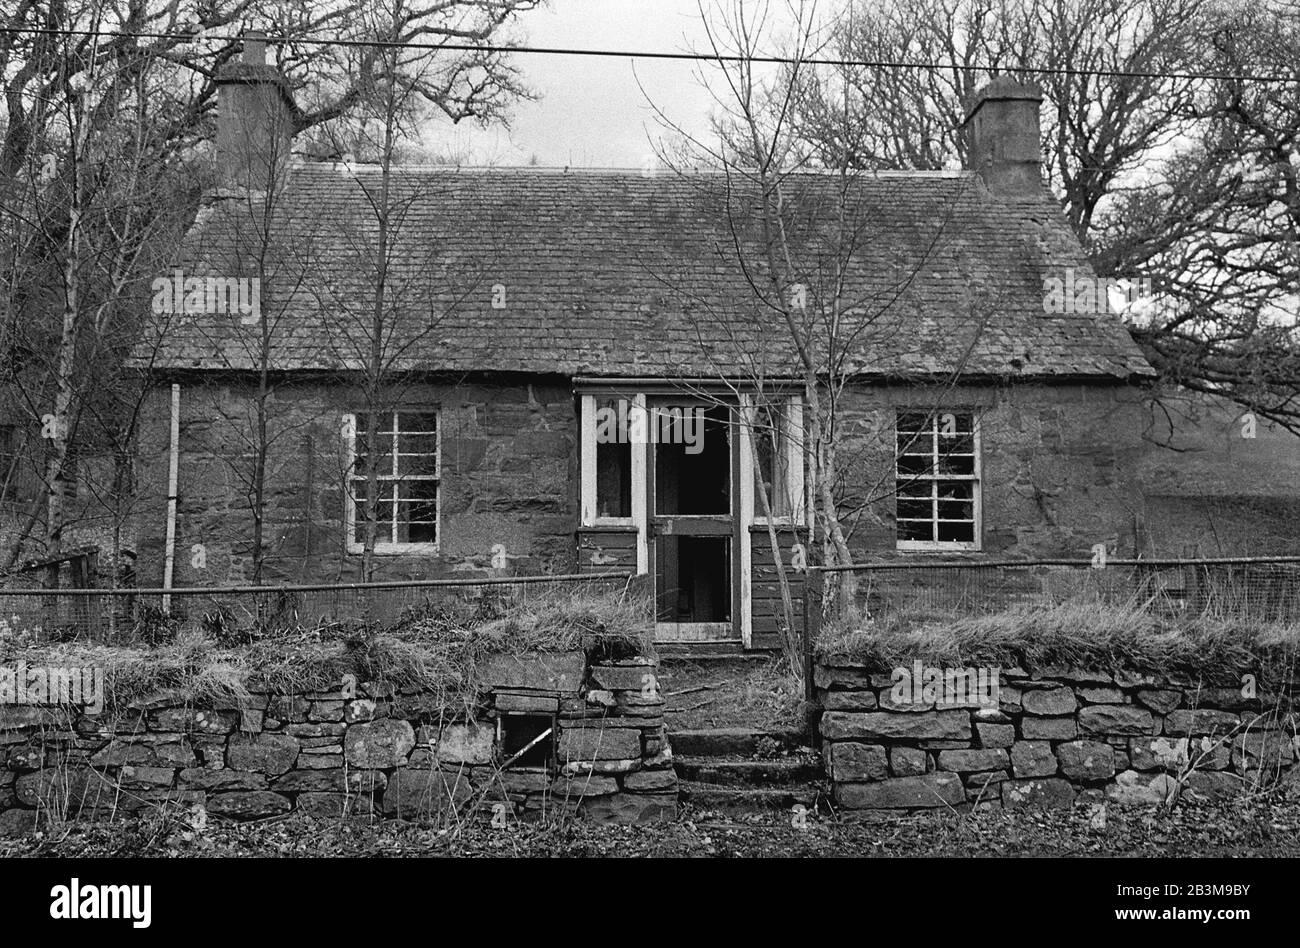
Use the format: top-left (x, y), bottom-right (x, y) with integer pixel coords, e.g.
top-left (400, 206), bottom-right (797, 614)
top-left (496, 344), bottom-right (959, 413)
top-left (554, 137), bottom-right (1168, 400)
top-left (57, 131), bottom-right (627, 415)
top-left (288, 160), bottom-right (975, 179)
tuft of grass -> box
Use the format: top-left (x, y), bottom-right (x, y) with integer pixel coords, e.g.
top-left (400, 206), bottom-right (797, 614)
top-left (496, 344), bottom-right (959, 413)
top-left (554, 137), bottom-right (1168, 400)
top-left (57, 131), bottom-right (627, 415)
top-left (818, 596), bottom-right (1300, 688)
top-left (0, 586), bottom-right (653, 721)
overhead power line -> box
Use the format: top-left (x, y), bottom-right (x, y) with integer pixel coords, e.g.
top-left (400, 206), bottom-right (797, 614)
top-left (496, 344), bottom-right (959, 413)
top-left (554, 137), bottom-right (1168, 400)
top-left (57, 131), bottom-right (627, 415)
top-left (0, 25), bottom-right (1295, 84)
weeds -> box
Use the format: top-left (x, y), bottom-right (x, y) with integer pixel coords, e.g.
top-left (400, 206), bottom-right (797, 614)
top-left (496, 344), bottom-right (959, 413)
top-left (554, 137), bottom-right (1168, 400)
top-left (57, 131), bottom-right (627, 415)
top-left (0, 585), bottom-right (653, 722)
top-left (819, 595), bottom-right (1300, 688)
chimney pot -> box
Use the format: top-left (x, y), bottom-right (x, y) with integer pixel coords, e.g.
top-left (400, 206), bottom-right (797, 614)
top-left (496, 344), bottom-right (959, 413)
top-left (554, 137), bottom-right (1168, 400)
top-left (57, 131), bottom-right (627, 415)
top-left (961, 78), bottom-right (1043, 197)
top-left (244, 29), bottom-right (267, 66)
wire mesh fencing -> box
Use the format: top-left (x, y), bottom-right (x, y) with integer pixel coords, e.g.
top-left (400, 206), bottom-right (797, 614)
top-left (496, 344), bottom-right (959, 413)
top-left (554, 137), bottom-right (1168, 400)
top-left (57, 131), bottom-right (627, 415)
top-left (0, 572), bottom-right (637, 644)
top-left (823, 556), bottom-right (1300, 626)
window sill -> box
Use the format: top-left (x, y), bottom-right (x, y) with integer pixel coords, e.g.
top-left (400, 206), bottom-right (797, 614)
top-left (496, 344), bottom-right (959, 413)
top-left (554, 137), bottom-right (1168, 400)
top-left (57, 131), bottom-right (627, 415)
top-left (895, 541), bottom-right (981, 553)
top-left (346, 542), bottom-right (441, 555)
top-left (581, 519), bottom-right (638, 531)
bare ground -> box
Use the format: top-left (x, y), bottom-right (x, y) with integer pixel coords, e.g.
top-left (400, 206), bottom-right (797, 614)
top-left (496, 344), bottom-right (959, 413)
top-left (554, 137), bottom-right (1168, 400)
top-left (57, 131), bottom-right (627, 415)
top-left (4, 796), bottom-right (1299, 858)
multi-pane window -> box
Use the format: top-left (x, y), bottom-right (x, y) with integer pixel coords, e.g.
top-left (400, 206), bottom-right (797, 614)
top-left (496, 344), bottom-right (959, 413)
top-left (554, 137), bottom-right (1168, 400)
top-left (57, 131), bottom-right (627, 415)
top-left (895, 410), bottom-right (980, 549)
top-left (348, 411), bottom-right (439, 549)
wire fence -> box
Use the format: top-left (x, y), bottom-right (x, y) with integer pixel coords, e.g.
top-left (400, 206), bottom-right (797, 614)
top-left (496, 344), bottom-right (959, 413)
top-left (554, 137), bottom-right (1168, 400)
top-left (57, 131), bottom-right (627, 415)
top-left (821, 556), bottom-right (1300, 625)
top-left (0, 572), bottom-right (636, 644)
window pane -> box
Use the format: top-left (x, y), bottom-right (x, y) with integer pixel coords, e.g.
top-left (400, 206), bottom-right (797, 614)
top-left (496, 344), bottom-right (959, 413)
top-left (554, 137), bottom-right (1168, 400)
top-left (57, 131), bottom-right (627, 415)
top-left (897, 453), bottom-right (933, 477)
top-left (753, 405), bottom-right (789, 517)
top-left (897, 498), bottom-right (932, 520)
top-left (898, 519), bottom-right (933, 542)
top-left (896, 479), bottom-right (933, 499)
top-left (938, 481), bottom-right (974, 502)
top-left (938, 499), bottom-right (974, 520)
top-left (937, 520), bottom-right (975, 543)
top-left (596, 438), bottom-right (631, 518)
top-left (938, 453), bottom-right (975, 476)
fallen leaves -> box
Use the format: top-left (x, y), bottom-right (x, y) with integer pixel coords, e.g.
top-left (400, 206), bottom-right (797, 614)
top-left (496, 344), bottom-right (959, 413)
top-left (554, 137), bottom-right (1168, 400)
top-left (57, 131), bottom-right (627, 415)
top-left (3, 795), bottom-right (1299, 859)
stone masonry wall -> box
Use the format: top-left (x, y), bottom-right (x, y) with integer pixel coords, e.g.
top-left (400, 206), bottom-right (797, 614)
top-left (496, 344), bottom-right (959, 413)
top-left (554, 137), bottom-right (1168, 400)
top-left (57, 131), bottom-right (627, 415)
top-left (131, 378), bottom-right (1156, 591)
top-left (816, 660), bottom-right (1298, 813)
top-left (0, 651), bottom-right (675, 835)
top-left (836, 381), bottom-right (1151, 559)
top-left (133, 378), bottom-right (579, 586)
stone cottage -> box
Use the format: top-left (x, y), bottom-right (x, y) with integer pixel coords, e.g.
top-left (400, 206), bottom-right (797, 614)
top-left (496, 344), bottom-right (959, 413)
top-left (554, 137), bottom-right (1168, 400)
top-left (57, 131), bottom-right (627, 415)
top-left (131, 39), bottom-right (1158, 650)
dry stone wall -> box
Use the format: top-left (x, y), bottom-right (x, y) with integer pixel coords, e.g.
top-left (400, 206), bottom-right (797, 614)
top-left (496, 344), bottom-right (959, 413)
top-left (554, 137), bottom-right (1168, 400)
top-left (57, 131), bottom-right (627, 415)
top-left (0, 651), bottom-right (675, 835)
top-left (816, 661), bottom-right (1298, 813)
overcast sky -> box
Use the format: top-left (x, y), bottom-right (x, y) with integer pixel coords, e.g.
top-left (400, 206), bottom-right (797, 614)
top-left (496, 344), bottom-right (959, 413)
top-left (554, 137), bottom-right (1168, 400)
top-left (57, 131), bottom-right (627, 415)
top-left (442, 0), bottom-right (740, 167)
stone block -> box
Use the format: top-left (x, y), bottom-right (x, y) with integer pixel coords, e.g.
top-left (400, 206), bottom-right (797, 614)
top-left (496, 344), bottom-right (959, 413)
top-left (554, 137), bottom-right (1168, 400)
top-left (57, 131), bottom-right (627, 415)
top-left (1079, 705), bottom-right (1155, 736)
top-left (345, 719), bottom-right (416, 769)
top-left (433, 722), bottom-right (495, 766)
top-left (820, 710), bottom-right (970, 742)
top-left (834, 773), bottom-right (964, 809)
top-left (889, 747), bottom-right (928, 777)
top-left (1163, 709), bottom-right (1240, 737)
top-left (827, 743), bottom-right (889, 781)
top-left (937, 748), bottom-right (1009, 773)
top-left (483, 652), bottom-right (586, 692)
top-left (227, 733), bottom-right (299, 775)
top-left (1011, 741), bottom-right (1058, 778)
top-left (1020, 717), bottom-right (1077, 740)
top-left (1055, 740), bottom-right (1116, 781)
top-left (558, 726), bottom-right (641, 762)
top-left (1021, 686), bottom-right (1077, 716)
top-left (976, 722), bottom-right (1015, 748)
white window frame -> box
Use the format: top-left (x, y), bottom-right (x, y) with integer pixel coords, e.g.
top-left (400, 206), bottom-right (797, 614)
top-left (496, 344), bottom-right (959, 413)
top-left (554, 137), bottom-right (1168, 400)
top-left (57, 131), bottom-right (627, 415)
top-left (579, 390), bottom-right (644, 525)
top-left (579, 393), bottom-right (647, 572)
top-left (894, 410), bottom-right (982, 552)
top-left (744, 394), bottom-right (806, 526)
top-left (342, 410), bottom-right (441, 555)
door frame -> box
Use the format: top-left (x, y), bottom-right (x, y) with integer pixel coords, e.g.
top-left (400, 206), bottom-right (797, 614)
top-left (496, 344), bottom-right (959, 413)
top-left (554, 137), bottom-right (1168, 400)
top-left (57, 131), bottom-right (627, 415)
top-left (645, 395), bottom-right (742, 643)
top-left (577, 385), bottom-right (757, 648)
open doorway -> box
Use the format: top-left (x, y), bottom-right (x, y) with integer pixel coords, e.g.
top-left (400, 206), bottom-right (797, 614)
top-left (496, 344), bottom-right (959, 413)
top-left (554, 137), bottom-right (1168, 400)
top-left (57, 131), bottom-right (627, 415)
top-left (649, 402), bottom-right (736, 641)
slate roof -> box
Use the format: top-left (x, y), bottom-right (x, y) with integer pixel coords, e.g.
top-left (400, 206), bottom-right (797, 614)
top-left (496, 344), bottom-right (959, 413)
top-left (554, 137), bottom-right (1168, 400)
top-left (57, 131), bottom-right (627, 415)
top-left (137, 163), bottom-right (1154, 381)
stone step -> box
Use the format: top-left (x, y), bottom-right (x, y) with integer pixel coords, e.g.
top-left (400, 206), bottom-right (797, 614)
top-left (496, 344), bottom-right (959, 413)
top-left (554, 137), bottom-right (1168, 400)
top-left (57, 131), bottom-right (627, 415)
top-left (674, 755), bottom-right (823, 786)
top-left (656, 642), bottom-right (757, 662)
top-left (668, 727), bottom-right (806, 757)
top-left (677, 780), bottom-right (823, 814)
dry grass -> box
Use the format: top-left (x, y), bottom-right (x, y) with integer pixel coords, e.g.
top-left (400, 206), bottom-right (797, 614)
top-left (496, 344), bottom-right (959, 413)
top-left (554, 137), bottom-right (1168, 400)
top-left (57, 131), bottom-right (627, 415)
top-left (0, 585), bottom-right (653, 719)
top-left (659, 657), bottom-right (804, 732)
top-left (818, 596), bottom-right (1300, 687)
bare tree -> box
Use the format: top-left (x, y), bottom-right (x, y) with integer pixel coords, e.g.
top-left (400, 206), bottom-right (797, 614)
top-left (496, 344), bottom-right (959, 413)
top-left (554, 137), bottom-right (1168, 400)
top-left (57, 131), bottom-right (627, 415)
top-left (638, 0), bottom-right (1001, 663)
top-left (794, 0), bottom-right (1300, 434)
top-left (307, 0), bottom-right (490, 580)
top-left (0, 0), bottom-right (540, 574)
top-left (0, 20), bottom-right (192, 597)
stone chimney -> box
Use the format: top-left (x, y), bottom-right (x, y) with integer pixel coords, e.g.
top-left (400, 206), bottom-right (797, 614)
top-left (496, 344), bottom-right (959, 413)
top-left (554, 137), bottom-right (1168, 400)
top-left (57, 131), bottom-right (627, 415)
top-left (961, 78), bottom-right (1043, 197)
top-left (215, 30), bottom-right (296, 191)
